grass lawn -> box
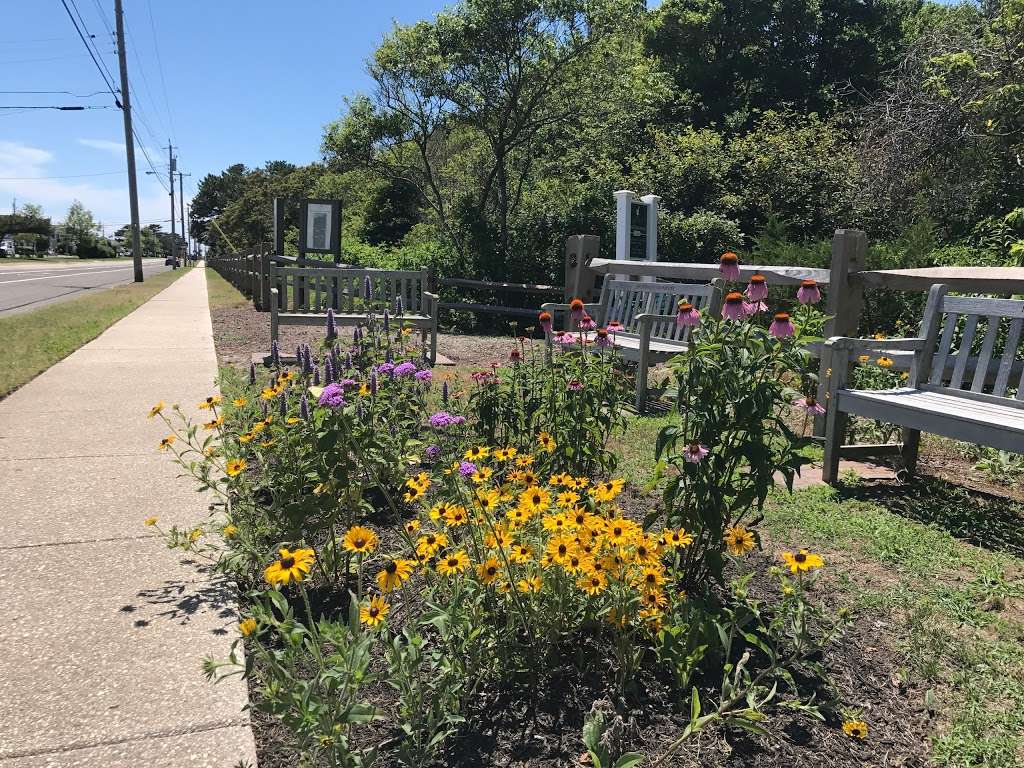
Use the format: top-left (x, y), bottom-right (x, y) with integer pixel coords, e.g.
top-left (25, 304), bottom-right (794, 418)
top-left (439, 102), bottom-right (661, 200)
top-left (0, 267), bottom-right (191, 397)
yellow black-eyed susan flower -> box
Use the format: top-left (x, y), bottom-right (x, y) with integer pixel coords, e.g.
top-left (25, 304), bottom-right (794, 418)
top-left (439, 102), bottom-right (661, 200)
top-left (842, 720), bottom-right (868, 739)
top-left (360, 596), bottom-right (390, 627)
top-left (781, 549), bottom-right (824, 573)
top-left (342, 525), bottom-right (379, 555)
top-left (239, 618), bottom-right (257, 636)
top-left (264, 547), bottom-right (315, 586)
top-left (437, 550), bottom-right (469, 576)
top-left (226, 458), bottom-right (247, 476)
top-left (376, 559), bottom-right (415, 592)
top-left (724, 524), bottom-right (755, 556)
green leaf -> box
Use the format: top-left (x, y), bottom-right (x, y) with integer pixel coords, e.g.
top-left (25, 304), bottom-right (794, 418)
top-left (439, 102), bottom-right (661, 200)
top-left (690, 686), bottom-right (701, 722)
top-left (613, 753), bottom-right (645, 768)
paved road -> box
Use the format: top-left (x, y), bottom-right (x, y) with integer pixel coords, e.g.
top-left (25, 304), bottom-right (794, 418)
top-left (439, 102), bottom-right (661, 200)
top-left (0, 260), bottom-right (173, 316)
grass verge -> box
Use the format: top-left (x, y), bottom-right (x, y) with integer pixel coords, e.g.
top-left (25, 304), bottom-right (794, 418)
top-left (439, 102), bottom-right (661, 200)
top-left (0, 267), bottom-right (191, 398)
top-left (764, 486), bottom-right (1024, 767)
top-left (205, 266), bottom-right (250, 309)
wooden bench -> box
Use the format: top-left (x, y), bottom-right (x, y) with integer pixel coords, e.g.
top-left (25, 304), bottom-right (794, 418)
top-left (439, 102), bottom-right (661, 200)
top-left (823, 284), bottom-right (1024, 484)
top-left (269, 265), bottom-right (439, 364)
top-left (542, 278), bottom-right (722, 412)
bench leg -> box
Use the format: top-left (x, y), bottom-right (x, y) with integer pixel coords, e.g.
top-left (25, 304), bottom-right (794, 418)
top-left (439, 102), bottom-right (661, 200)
top-left (635, 363), bottom-right (649, 414)
top-left (822, 407), bottom-right (846, 486)
top-left (901, 427), bottom-right (920, 476)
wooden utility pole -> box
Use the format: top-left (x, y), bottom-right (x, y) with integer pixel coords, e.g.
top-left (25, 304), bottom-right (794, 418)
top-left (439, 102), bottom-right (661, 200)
top-left (178, 171), bottom-right (190, 263)
top-left (168, 145), bottom-right (176, 269)
top-left (114, 0), bottom-right (143, 282)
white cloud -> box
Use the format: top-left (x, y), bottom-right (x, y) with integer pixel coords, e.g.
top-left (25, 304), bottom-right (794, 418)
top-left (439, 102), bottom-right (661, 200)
top-left (77, 138), bottom-right (127, 154)
top-left (0, 140), bottom-right (189, 233)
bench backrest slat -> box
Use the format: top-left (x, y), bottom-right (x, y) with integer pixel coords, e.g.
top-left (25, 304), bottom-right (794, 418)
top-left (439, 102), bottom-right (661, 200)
top-left (924, 292), bottom-right (1024, 400)
top-left (598, 279), bottom-right (718, 342)
top-left (270, 265), bottom-right (427, 314)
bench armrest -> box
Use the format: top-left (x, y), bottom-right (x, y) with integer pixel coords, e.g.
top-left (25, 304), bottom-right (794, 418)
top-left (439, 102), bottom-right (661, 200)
top-left (422, 290), bottom-right (439, 309)
top-left (824, 336), bottom-right (926, 353)
top-left (540, 301), bottom-right (602, 313)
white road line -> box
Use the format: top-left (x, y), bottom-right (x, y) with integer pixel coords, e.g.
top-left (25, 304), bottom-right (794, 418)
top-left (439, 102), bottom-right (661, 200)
top-left (0, 263), bottom-right (162, 278)
top-left (0, 266), bottom-right (157, 285)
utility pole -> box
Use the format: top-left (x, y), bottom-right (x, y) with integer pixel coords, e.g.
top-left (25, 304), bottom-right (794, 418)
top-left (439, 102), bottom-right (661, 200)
top-left (168, 144), bottom-right (176, 269)
top-left (177, 170), bottom-right (190, 264)
top-left (115, 0), bottom-right (144, 282)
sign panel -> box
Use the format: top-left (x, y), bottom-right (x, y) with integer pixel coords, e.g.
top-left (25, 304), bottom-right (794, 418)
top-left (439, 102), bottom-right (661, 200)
top-left (629, 201), bottom-right (647, 260)
top-left (298, 199), bottom-right (342, 258)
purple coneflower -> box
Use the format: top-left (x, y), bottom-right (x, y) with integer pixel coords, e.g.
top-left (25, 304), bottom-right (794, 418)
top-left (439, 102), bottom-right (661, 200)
top-left (595, 328), bottom-right (612, 348)
top-left (555, 332), bottom-right (576, 346)
top-left (579, 314), bottom-right (597, 331)
top-left (746, 274), bottom-right (768, 302)
top-left (509, 349), bottom-right (522, 363)
top-left (719, 252), bottom-right (740, 281)
top-left (675, 301), bottom-right (701, 327)
top-left (793, 396), bottom-right (826, 415)
top-left (568, 379), bottom-right (584, 391)
top-left (683, 442), bottom-right (709, 463)
top-left (569, 298), bottom-right (585, 323)
top-left (538, 311), bottom-right (553, 334)
top-left (318, 382), bottom-right (347, 409)
top-left (797, 279), bottom-right (821, 305)
top-left (722, 291), bottom-right (748, 321)
top-left (769, 312), bottom-right (795, 338)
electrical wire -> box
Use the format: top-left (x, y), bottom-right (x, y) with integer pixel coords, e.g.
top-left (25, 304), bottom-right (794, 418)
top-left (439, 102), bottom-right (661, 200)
top-left (0, 90), bottom-right (109, 97)
top-left (146, 0), bottom-right (177, 142)
top-left (0, 171), bottom-right (125, 180)
top-left (124, 14), bottom-right (171, 146)
top-left (0, 105), bottom-right (116, 110)
top-left (58, 0), bottom-right (120, 106)
top-left (67, 0), bottom-right (119, 93)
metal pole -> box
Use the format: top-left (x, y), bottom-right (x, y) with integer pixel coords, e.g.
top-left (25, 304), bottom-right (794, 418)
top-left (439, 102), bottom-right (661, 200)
top-left (168, 145), bottom-right (176, 269)
top-left (115, 0), bottom-right (143, 283)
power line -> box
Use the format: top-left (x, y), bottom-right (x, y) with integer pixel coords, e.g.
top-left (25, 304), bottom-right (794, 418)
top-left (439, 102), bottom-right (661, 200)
top-left (67, 0), bottom-right (120, 96)
top-left (58, 0), bottom-right (120, 106)
top-left (0, 53), bottom-right (93, 65)
top-left (146, 0), bottom-right (177, 142)
top-left (0, 90), bottom-right (109, 97)
top-left (0, 171), bottom-right (125, 180)
top-left (0, 105), bottom-right (116, 110)
top-left (123, 14), bottom-right (171, 146)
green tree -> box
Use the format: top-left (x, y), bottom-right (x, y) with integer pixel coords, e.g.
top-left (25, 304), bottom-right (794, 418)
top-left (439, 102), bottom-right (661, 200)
top-left (64, 200), bottom-right (97, 245)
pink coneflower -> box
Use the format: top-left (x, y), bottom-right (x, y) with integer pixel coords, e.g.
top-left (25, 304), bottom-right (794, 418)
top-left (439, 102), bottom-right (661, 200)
top-left (567, 379), bottom-right (584, 391)
top-left (538, 310), bottom-right (553, 334)
top-left (594, 328), bottom-right (612, 348)
top-left (555, 332), bottom-right (575, 346)
top-left (683, 443), bottom-right (709, 463)
top-left (719, 252), bottom-right (740, 281)
top-left (579, 313), bottom-right (597, 331)
top-left (769, 311), bottom-right (795, 338)
top-left (607, 320), bottom-right (622, 337)
top-left (794, 396), bottom-right (826, 416)
top-left (722, 291), bottom-right (748, 321)
top-left (509, 349), bottom-right (522, 363)
top-left (797, 279), bottom-right (821, 305)
top-left (569, 298), bottom-right (585, 323)
top-left (675, 300), bottom-right (701, 327)
top-left (745, 274), bottom-right (768, 302)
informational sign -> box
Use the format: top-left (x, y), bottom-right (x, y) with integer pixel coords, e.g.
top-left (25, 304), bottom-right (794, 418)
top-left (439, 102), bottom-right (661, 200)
top-left (629, 201), bottom-right (648, 260)
top-left (298, 198), bottom-right (342, 260)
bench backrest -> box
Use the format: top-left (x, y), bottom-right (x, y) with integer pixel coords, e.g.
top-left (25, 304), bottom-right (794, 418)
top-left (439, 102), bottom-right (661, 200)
top-left (599, 279), bottom-right (721, 343)
top-left (917, 285), bottom-right (1024, 403)
top-left (272, 266), bottom-right (429, 314)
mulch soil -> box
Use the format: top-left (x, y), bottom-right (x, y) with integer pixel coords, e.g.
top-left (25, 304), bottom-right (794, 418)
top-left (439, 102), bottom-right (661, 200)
top-left (214, 300), bottom-right (944, 767)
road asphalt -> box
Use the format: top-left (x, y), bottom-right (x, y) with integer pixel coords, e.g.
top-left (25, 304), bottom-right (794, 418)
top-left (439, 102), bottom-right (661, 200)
top-left (0, 260), bottom-right (172, 316)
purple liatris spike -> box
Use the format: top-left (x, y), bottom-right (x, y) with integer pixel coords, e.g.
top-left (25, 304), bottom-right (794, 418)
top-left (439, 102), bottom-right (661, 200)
top-left (269, 375), bottom-right (277, 390)
top-left (370, 371), bottom-right (378, 395)
top-left (383, 308), bottom-right (390, 329)
top-left (357, 401), bottom-right (365, 420)
top-left (271, 340), bottom-right (280, 367)
top-left (260, 400), bottom-right (268, 419)
top-left (325, 308), bottom-right (337, 340)
top-left (313, 366), bottom-right (321, 386)
top-left (324, 357), bottom-right (334, 384)
top-left (278, 394), bottom-right (287, 418)
top-left (300, 394), bottom-right (310, 421)
top-left (385, 348), bottom-right (393, 363)
top-left (303, 347), bottom-right (313, 375)
top-left (346, 352), bottom-right (352, 368)
top-left (353, 325), bottom-right (361, 343)
top-left (364, 276), bottom-right (373, 300)
top-left (395, 296), bottom-right (404, 317)
top-left (442, 380), bottom-right (449, 405)
top-left (249, 362), bottom-right (256, 385)
top-left (296, 345), bottom-right (303, 366)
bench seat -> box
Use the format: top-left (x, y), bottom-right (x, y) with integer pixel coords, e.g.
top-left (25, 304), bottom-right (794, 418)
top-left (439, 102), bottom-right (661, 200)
top-left (276, 312), bottom-right (433, 327)
top-left (837, 387), bottom-right (1024, 453)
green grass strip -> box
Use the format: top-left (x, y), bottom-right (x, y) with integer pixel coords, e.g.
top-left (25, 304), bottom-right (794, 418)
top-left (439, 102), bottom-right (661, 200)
top-left (0, 267), bottom-right (192, 397)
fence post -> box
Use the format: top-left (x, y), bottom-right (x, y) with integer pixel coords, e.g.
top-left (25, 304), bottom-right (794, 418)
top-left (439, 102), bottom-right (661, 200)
top-left (564, 235), bottom-right (600, 301)
top-left (814, 229), bottom-right (867, 436)
top-left (260, 248), bottom-right (271, 311)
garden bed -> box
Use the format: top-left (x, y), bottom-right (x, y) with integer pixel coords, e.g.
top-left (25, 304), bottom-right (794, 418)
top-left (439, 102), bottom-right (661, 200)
top-left (164, 269), bottom-right (1024, 767)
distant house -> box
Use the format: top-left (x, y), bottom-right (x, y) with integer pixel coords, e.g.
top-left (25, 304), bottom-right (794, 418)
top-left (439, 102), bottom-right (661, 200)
top-left (0, 234), bottom-right (14, 256)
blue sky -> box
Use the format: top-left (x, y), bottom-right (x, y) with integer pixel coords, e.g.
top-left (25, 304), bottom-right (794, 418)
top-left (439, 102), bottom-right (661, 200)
top-left (0, 1), bottom-right (507, 234)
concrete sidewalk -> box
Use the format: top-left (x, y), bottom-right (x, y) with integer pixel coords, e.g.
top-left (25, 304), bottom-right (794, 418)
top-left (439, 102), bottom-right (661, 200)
top-left (0, 268), bottom-right (256, 766)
